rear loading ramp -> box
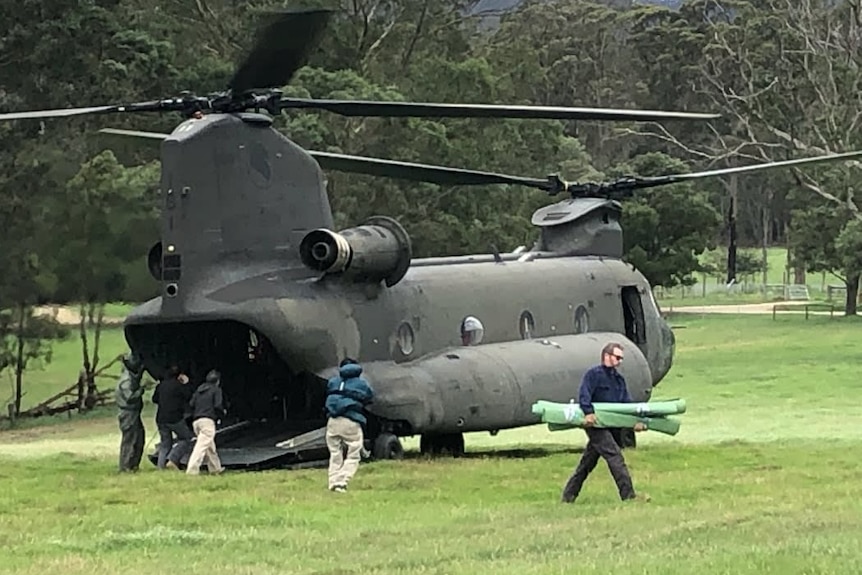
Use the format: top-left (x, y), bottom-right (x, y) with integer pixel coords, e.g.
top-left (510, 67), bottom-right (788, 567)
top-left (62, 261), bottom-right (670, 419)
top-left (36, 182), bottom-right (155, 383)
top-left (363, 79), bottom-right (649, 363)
top-left (147, 420), bottom-right (330, 471)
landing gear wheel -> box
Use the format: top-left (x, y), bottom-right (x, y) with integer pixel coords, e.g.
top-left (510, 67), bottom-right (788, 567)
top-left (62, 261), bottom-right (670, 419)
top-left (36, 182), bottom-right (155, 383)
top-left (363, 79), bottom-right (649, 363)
top-left (420, 432), bottom-right (465, 457)
top-left (372, 433), bottom-right (404, 460)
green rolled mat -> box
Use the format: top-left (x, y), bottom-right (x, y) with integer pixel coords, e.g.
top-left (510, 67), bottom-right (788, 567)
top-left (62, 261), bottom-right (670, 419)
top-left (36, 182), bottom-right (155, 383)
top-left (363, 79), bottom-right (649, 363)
top-left (593, 398), bottom-right (686, 416)
top-left (546, 414), bottom-right (681, 436)
top-left (531, 399), bottom-right (685, 420)
top-left (531, 400), bottom-right (683, 436)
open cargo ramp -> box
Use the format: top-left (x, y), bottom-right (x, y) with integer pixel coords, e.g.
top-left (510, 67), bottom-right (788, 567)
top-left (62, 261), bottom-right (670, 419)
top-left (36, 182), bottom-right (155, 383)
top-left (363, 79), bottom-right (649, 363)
top-left (147, 420), bottom-right (330, 471)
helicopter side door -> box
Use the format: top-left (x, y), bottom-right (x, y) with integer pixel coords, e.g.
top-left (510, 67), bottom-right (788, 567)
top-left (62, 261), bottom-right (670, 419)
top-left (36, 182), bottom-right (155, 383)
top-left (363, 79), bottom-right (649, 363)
top-left (620, 285), bottom-right (647, 354)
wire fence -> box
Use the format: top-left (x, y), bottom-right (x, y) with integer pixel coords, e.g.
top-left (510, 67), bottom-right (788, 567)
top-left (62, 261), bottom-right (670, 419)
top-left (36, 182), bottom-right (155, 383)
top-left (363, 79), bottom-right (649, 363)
top-left (653, 278), bottom-right (851, 302)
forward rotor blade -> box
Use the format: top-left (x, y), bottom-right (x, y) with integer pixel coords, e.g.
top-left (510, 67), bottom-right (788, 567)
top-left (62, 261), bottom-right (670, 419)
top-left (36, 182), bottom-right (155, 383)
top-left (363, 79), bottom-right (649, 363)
top-left (279, 98), bottom-right (720, 122)
top-left (309, 150), bottom-right (559, 190)
top-left (567, 150), bottom-right (862, 196)
top-left (228, 9), bottom-right (332, 94)
top-left (0, 105), bottom-right (128, 121)
top-left (99, 128), bottom-right (169, 140)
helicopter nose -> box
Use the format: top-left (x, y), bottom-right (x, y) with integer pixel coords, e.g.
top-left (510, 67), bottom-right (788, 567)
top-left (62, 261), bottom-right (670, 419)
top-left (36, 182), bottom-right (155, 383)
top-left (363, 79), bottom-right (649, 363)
top-left (654, 316), bottom-right (675, 383)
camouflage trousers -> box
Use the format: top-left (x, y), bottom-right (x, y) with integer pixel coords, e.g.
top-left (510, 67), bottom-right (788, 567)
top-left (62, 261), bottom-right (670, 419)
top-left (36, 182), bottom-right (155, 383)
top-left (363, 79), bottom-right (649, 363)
top-left (325, 416), bottom-right (364, 490)
top-left (118, 410), bottom-right (145, 472)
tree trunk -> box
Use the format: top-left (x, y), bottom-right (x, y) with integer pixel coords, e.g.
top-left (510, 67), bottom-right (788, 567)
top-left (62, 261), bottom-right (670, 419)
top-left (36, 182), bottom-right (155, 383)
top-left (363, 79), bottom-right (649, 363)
top-left (76, 302), bottom-right (106, 411)
top-left (726, 174), bottom-right (738, 284)
top-left (78, 303), bottom-right (91, 412)
top-left (845, 273), bottom-right (859, 316)
top-left (13, 303), bottom-right (26, 418)
top-left (761, 201), bottom-right (770, 286)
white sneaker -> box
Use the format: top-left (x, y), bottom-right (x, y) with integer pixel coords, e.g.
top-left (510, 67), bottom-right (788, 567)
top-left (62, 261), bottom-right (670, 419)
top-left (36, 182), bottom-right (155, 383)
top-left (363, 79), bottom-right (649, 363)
top-left (331, 485), bottom-right (347, 493)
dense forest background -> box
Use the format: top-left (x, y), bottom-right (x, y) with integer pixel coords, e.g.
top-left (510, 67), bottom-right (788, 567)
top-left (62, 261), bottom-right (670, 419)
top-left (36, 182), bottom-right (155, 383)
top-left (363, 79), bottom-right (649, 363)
top-left (2, 0), bottom-right (862, 318)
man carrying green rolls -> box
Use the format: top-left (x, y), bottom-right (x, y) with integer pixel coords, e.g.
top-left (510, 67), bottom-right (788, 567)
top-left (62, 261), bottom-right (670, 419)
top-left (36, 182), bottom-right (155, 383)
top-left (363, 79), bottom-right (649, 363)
top-left (561, 342), bottom-right (650, 504)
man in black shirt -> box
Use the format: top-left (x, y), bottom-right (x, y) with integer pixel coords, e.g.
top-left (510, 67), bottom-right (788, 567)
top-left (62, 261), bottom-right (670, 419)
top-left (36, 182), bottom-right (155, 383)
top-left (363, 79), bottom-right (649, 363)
top-left (152, 365), bottom-right (194, 470)
top-left (186, 369), bottom-right (225, 475)
top-left (561, 342), bottom-right (649, 504)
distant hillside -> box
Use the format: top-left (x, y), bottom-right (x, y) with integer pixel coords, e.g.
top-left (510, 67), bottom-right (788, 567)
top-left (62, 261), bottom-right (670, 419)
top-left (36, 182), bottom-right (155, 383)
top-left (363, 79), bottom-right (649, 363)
top-left (470, 0), bottom-right (684, 14)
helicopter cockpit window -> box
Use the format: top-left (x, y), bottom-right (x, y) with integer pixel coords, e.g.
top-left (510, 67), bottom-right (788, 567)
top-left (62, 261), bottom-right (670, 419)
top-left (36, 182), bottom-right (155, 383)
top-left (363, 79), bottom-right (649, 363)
top-left (574, 305), bottom-right (590, 334)
top-left (519, 311), bottom-right (534, 340)
top-left (396, 322), bottom-right (415, 356)
top-left (460, 316), bottom-right (485, 346)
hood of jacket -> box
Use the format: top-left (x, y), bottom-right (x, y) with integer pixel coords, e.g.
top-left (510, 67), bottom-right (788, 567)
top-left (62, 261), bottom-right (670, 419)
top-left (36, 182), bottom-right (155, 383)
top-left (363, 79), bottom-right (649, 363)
top-left (339, 363), bottom-right (362, 379)
top-left (195, 381), bottom-right (219, 395)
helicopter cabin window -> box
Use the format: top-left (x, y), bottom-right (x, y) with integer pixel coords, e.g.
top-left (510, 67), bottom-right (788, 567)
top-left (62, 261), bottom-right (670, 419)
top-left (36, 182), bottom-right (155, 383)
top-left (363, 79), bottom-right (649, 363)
top-left (620, 286), bottom-right (647, 344)
top-left (396, 321), bottom-right (415, 356)
top-left (460, 316), bottom-right (485, 346)
top-left (519, 311), bottom-right (534, 340)
top-left (247, 329), bottom-right (260, 361)
top-left (573, 305), bottom-right (590, 334)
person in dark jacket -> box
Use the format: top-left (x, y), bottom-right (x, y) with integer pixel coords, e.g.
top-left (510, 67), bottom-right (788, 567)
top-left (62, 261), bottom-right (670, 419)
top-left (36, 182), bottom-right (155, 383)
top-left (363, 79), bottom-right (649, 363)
top-left (186, 369), bottom-right (225, 475)
top-left (116, 353), bottom-right (146, 472)
top-left (152, 365), bottom-right (194, 470)
top-left (561, 342), bottom-right (649, 504)
top-left (324, 358), bottom-right (374, 492)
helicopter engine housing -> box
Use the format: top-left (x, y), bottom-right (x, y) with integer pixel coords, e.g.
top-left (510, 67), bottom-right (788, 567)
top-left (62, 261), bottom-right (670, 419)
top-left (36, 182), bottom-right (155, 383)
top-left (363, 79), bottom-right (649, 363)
top-left (532, 198), bottom-right (623, 257)
top-left (299, 215), bottom-right (412, 287)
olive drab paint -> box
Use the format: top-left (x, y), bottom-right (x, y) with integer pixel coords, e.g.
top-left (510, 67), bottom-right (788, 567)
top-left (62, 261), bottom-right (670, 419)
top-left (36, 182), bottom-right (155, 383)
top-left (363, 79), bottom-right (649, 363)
top-left (4, 8), bottom-right (861, 468)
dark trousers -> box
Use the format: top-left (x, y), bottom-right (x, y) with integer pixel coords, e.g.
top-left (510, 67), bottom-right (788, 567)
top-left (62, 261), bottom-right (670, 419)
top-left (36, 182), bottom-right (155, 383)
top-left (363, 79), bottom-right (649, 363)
top-left (157, 420), bottom-right (194, 469)
top-left (118, 410), bottom-right (145, 472)
top-left (561, 427), bottom-right (635, 502)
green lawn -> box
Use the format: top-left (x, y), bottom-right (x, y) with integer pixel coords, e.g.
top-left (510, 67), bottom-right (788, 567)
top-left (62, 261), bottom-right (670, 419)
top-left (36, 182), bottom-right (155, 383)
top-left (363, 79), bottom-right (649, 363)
top-left (8, 327), bottom-right (133, 413)
top-left (653, 246), bottom-right (844, 307)
top-left (1, 314), bottom-right (861, 574)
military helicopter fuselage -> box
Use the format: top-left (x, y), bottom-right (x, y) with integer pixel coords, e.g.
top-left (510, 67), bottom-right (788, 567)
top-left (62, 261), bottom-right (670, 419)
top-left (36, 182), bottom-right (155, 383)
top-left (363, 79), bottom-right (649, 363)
top-left (5, 7), bottom-right (861, 467)
top-left (123, 112), bottom-right (674, 460)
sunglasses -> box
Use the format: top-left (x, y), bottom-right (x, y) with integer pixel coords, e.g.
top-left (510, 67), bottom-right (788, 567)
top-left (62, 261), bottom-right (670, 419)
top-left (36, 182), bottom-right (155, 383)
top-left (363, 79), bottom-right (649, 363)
top-left (612, 354), bottom-right (624, 361)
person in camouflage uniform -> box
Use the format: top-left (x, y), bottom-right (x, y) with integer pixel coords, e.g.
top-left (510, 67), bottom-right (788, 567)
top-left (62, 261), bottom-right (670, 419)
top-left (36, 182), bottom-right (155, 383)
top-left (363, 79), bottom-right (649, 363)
top-left (116, 353), bottom-right (146, 472)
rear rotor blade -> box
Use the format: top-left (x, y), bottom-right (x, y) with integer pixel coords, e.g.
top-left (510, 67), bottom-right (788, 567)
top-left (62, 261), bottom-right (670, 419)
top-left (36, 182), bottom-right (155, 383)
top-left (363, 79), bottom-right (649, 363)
top-left (228, 9), bottom-right (332, 93)
top-left (0, 104), bottom-right (151, 121)
top-left (96, 129), bottom-right (565, 190)
top-left (0, 99), bottom-right (199, 122)
top-left (567, 150), bottom-right (862, 197)
top-left (309, 150), bottom-right (561, 190)
top-left (280, 98), bottom-right (720, 121)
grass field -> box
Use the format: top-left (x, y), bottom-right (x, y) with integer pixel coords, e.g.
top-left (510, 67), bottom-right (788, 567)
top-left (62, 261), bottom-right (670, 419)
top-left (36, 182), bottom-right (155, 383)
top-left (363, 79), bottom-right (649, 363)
top-left (1, 314), bottom-right (862, 574)
top-left (2, 327), bottom-right (132, 413)
top-left (653, 246), bottom-right (844, 307)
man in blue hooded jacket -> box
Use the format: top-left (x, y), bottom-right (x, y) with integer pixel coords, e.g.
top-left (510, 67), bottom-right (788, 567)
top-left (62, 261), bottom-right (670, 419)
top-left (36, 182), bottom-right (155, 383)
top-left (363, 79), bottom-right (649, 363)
top-left (324, 358), bottom-right (374, 492)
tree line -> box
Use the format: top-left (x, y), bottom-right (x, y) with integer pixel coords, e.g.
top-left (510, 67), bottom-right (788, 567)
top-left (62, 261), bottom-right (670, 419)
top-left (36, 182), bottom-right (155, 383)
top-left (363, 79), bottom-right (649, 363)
top-left (1, 0), bottom-right (860, 415)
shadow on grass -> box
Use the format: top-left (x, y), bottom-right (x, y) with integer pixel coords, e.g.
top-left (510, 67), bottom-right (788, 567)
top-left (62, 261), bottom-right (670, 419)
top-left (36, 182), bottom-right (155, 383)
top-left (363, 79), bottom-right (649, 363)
top-left (400, 444), bottom-right (584, 462)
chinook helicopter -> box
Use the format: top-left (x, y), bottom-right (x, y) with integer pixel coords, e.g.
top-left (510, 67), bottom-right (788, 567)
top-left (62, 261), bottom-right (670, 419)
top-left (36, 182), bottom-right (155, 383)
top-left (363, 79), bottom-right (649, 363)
top-left (4, 9), bottom-right (862, 469)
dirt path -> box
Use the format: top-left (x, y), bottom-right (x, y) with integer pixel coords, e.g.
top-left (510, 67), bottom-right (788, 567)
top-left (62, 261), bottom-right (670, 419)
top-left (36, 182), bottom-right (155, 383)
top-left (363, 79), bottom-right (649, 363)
top-left (666, 301), bottom-right (835, 314)
top-left (33, 305), bottom-right (126, 325)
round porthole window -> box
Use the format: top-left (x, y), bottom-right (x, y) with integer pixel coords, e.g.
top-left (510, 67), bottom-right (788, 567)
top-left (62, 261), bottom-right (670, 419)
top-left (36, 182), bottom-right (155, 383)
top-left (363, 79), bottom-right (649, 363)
top-left (460, 316), bottom-right (485, 346)
top-left (519, 310), bottom-right (535, 340)
top-left (574, 305), bottom-right (590, 334)
top-left (396, 322), bottom-right (415, 355)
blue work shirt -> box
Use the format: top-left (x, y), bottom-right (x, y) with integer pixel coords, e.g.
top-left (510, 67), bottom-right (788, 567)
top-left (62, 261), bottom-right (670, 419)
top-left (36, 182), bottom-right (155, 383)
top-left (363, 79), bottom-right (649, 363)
top-left (578, 365), bottom-right (631, 415)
